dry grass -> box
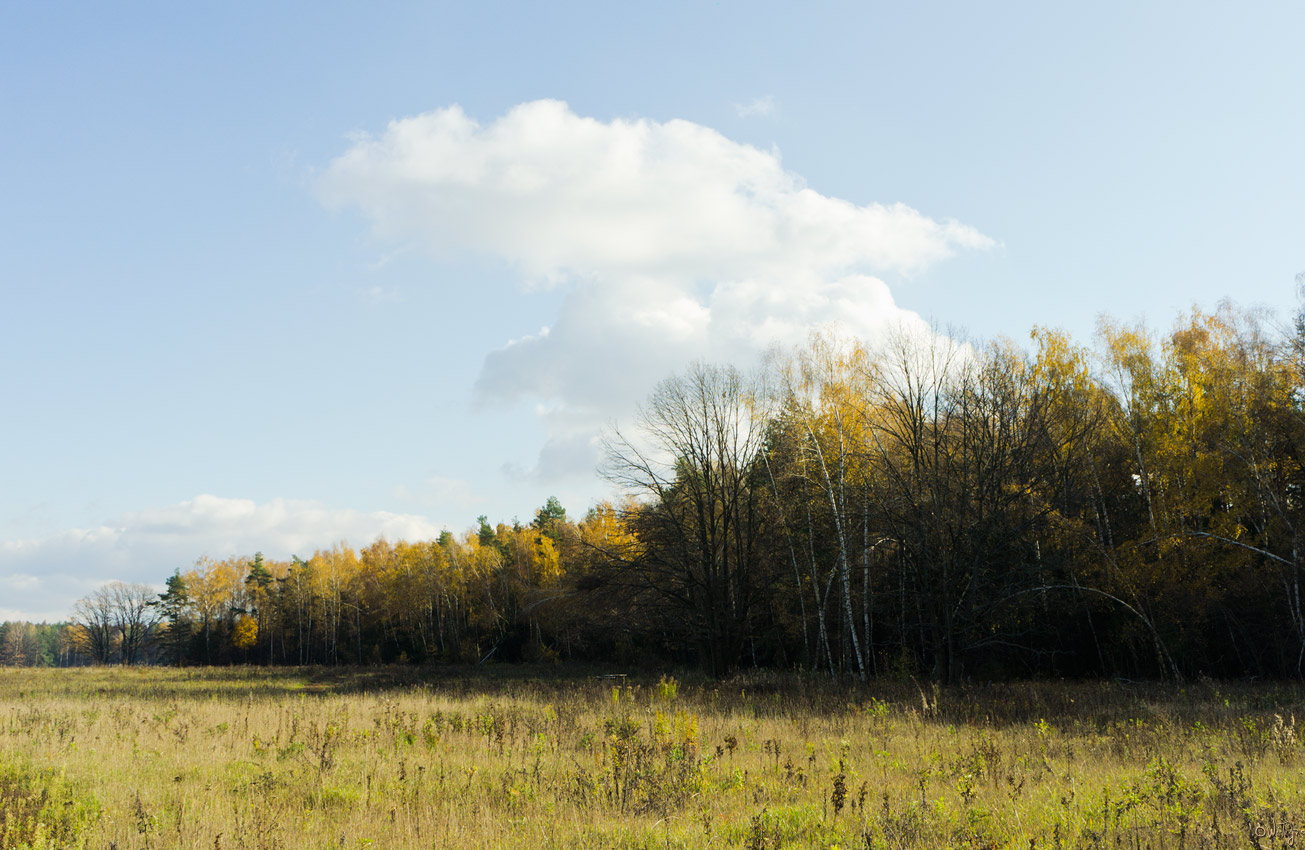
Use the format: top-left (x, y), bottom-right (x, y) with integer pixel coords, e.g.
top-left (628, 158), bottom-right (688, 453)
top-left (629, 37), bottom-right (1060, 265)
top-left (1, 666), bottom-right (1303, 849)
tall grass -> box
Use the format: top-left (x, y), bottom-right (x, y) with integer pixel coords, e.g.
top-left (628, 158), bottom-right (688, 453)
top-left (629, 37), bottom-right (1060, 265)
top-left (0, 666), bottom-right (1301, 848)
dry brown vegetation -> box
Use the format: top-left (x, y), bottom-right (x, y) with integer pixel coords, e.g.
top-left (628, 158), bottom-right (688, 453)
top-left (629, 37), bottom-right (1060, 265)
top-left (2, 666), bottom-right (1304, 849)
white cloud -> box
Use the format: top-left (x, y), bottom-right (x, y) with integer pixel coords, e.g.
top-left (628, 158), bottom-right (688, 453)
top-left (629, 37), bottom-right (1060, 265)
top-left (0, 495), bottom-right (443, 621)
top-left (733, 95), bottom-right (777, 118)
top-left (318, 100), bottom-right (994, 480)
top-left (319, 100), bottom-right (989, 283)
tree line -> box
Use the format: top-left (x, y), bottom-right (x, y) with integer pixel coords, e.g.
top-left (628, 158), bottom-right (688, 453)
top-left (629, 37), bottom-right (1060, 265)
top-left (0, 621), bottom-right (83, 667)
top-left (21, 297), bottom-right (1305, 681)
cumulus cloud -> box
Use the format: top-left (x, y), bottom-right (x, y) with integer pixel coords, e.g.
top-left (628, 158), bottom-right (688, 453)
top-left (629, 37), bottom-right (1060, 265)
top-left (0, 495), bottom-right (443, 621)
top-left (319, 99), bottom-right (989, 282)
top-left (318, 100), bottom-right (994, 480)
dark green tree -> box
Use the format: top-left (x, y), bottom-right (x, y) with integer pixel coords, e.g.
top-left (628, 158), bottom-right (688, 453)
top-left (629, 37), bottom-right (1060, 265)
top-left (532, 496), bottom-right (567, 539)
top-left (245, 552), bottom-right (275, 663)
top-left (153, 571), bottom-right (192, 666)
top-left (477, 515), bottom-right (496, 547)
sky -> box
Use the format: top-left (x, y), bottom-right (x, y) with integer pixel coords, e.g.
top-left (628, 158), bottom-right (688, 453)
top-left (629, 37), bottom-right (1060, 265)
top-left (2, 1), bottom-right (1302, 621)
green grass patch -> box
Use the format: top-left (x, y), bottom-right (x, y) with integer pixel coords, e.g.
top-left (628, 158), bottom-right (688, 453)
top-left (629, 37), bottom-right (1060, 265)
top-left (0, 758), bottom-right (100, 850)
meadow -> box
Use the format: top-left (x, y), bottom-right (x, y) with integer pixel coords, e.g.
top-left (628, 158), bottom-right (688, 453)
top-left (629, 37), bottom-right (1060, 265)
top-left (1, 666), bottom-right (1303, 849)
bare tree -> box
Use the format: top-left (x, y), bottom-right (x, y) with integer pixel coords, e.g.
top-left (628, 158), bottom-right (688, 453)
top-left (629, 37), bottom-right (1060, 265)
top-left (863, 331), bottom-right (1102, 681)
top-left (70, 581), bottom-right (160, 665)
top-left (71, 585), bottom-right (118, 663)
top-left (110, 582), bottom-right (160, 664)
top-left (603, 362), bottom-right (778, 677)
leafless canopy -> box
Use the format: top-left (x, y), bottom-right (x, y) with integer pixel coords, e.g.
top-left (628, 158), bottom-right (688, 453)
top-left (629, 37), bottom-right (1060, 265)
top-left (602, 362), bottom-right (777, 676)
top-left (71, 581), bottom-right (161, 665)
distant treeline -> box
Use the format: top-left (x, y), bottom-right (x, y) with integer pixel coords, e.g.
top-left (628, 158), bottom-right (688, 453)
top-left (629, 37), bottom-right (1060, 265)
top-left (0, 621), bottom-right (87, 667)
top-left (32, 298), bottom-right (1305, 681)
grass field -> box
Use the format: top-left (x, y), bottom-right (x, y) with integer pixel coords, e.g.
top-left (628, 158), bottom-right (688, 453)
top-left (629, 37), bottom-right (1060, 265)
top-left (1, 666), bottom-right (1303, 849)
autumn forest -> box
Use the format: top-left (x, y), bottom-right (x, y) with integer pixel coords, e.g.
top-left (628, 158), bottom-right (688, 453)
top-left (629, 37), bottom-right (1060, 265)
top-left (9, 299), bottom-right (1305, 683)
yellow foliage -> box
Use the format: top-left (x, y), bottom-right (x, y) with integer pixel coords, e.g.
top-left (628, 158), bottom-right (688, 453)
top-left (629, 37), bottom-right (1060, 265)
top-left (231, 615), bottom-right (258, 650)
top-left (532, 534), bottom-right (563, 586)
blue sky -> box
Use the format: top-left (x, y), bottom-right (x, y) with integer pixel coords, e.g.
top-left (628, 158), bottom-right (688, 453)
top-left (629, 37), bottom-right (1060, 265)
top-left (3, 1), bottom-right (1302, 620)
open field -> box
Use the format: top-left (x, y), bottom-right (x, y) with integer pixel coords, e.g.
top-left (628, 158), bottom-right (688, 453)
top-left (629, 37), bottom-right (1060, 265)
top-left (1, 667), bottom-right (1303, 849)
